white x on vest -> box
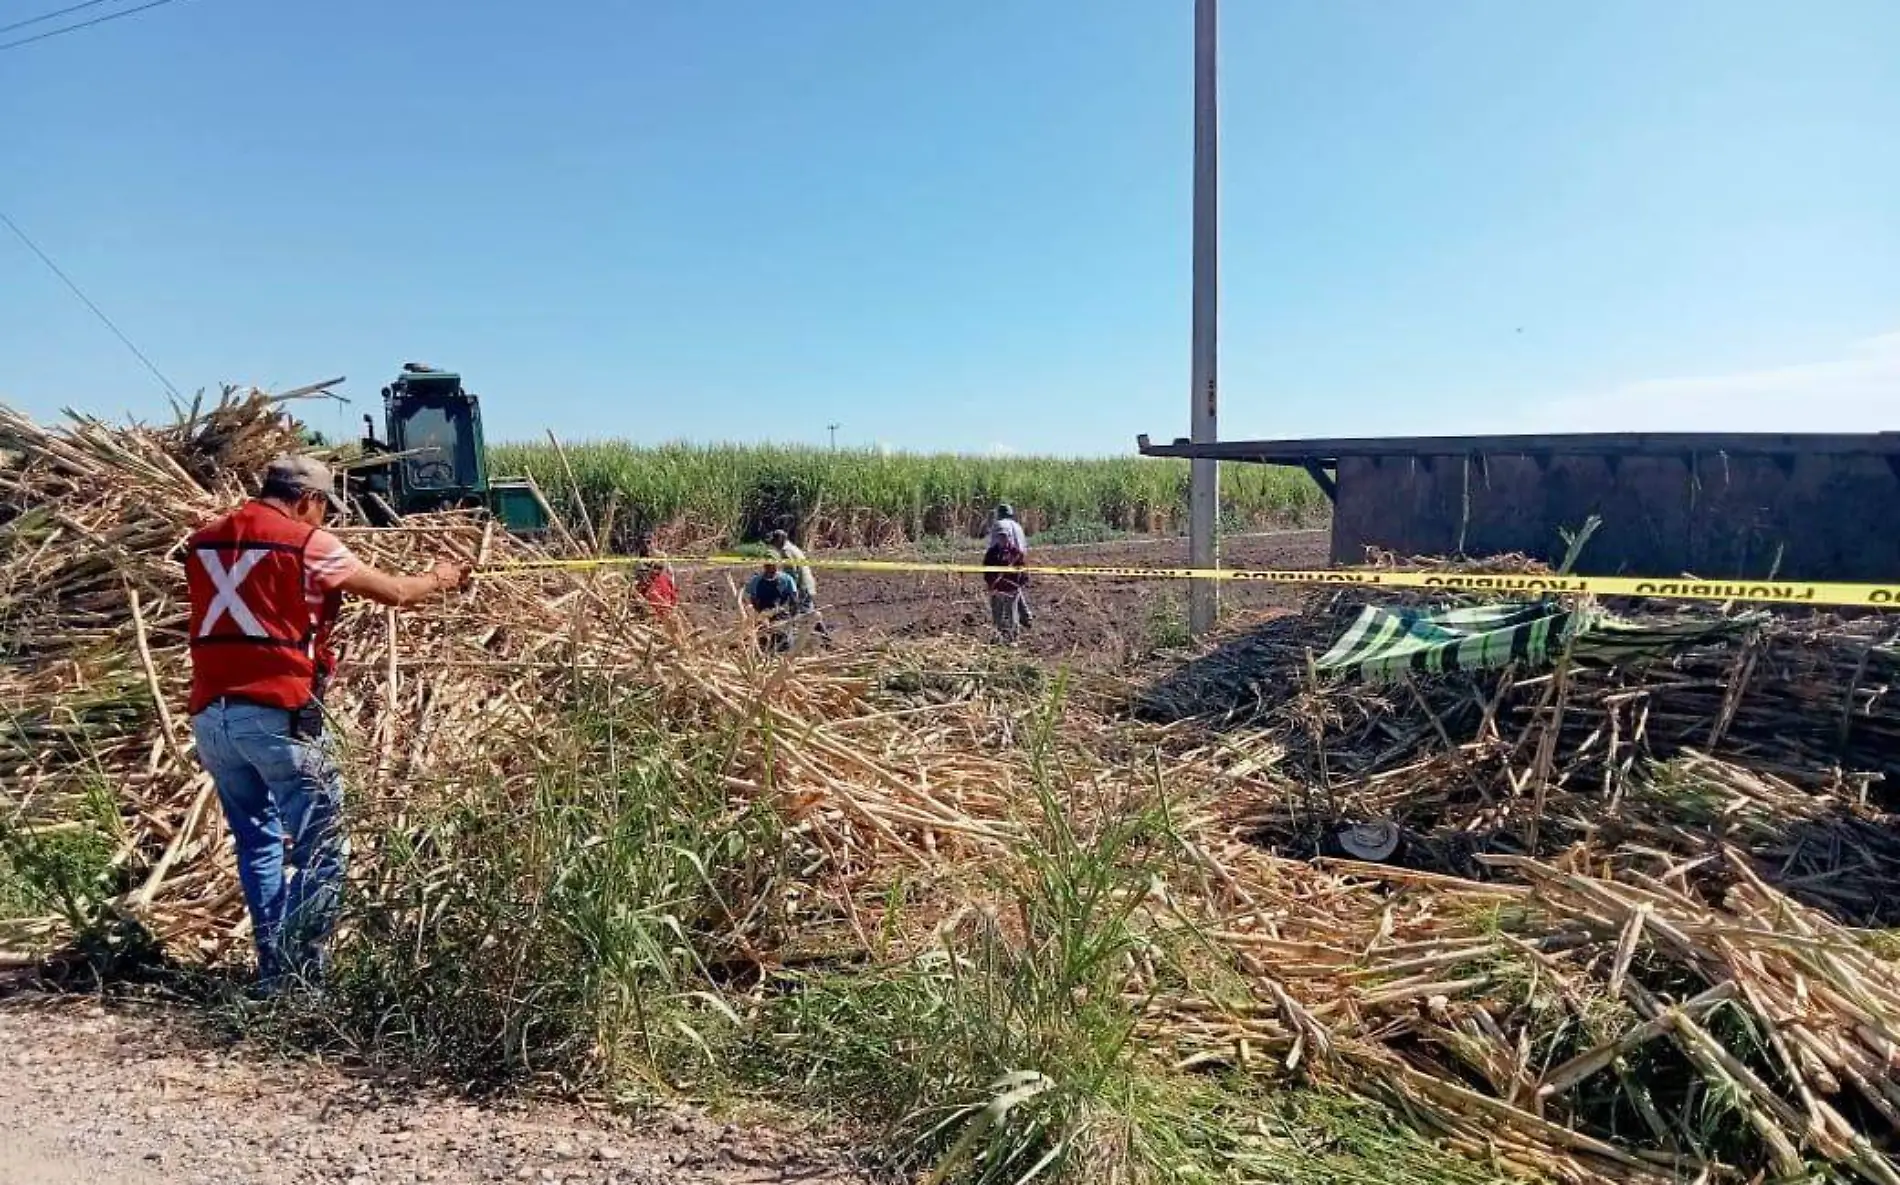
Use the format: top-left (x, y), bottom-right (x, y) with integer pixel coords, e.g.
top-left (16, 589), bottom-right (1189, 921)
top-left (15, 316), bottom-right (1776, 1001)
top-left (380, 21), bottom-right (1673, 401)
top-left (197, 549), bottom-right (269, 638)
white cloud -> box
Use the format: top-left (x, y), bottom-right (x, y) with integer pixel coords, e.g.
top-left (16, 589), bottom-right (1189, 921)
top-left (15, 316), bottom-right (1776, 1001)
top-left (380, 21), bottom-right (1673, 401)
top-left (1529, 331), bottom-right (1900, 434)
top-left (987, 442), bottom-right (1018, 457)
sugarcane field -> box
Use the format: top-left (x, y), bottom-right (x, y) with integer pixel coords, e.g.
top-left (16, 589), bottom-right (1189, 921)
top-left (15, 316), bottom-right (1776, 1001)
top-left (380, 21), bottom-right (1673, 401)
top-left (8, 5), bottom-right (1900, 1184)
top-left (2, 381), bottom-right (1897, 1185)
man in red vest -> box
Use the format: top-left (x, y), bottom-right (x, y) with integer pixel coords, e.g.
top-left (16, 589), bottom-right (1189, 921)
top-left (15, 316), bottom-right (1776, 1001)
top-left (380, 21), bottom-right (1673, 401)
top-left (630, 530), bottom-right (679, 617)
top-left (185, 454), bottom-right (467, 992)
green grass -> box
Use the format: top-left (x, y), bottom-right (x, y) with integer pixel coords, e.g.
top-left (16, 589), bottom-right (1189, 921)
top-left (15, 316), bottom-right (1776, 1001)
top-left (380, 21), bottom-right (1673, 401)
top-left (739, 700), bottom-right (1497, 1185)
top-left (744, 694), bottom-right (1179, 1181)
top-left (0, 846), bottom-right (39, 924)
top-left (0, 778), bottom-right (161, 977)
top-left (488, 442), bottom-right (1327, 550)
top-left (0, 781), bottom-right (120, 930)
top-left (1142, 590), bottom-right (1192, 653)
top-left (233, 681), bottom-right (1497, 1185)
top-left (277, 687), bottom-right (783, 1091)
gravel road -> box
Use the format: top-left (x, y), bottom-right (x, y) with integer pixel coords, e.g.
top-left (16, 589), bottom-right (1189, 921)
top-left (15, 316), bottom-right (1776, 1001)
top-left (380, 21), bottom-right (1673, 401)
top-left (0, 997), bottom-right (865, 1185)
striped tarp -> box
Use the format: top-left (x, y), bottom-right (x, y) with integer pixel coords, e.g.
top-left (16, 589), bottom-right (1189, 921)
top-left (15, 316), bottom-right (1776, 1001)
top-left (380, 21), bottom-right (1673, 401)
top-left (1315, 602), bottom-right (1759, 683)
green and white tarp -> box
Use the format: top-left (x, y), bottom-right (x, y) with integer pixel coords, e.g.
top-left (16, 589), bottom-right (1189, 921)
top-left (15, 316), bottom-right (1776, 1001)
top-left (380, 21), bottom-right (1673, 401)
top-left (1315, 602), bottom-right (1759, 683)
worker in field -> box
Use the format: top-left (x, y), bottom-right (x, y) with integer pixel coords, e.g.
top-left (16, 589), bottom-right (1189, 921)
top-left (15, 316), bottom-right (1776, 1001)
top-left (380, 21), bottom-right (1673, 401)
top-left (765, 530), bottom-right (816, 611)
top-left (631, 530), bottom-right (679, 618)
top-left (767, 528), bottom-right (830, 639)
top-left (184, 455), bottom-right (469, 994)
top-left (744, 559), bottom-right (801, 652)
top-left (984, 503), bottom-right (1032, 642)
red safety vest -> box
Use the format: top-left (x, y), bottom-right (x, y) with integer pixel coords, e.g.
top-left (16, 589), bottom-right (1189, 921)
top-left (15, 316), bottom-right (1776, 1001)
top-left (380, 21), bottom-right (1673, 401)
top-left (639, 566), bottom-right (679, 614)
top-left (184, 500), bottom-right (340, 715)
top-left (982, 539), bottom-right (1028, 595)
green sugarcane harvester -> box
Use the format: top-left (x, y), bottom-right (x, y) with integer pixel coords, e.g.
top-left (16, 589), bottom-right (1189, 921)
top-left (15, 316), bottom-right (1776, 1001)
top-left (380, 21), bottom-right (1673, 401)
top-left (342, 364), bottom-right (551, 534)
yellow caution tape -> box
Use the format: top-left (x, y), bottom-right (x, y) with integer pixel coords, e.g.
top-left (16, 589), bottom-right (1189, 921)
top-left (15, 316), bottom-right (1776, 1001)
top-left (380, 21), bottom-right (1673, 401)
top-left (473, 553), bottom-right (1900, 611)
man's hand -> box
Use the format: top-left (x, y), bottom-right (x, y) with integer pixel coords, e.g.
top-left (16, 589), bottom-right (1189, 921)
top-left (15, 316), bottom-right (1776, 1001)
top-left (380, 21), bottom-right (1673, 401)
top-left (339, 559), bottom-right (470, 608)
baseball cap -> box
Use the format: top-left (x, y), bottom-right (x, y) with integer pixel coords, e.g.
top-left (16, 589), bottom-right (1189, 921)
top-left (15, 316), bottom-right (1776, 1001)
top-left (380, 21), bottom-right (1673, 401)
top-left (263, 454), bottom-right (335, 496)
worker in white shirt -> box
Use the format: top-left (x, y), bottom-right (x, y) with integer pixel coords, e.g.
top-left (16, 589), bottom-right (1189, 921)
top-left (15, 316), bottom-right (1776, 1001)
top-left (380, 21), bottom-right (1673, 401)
top-left (767, 529), bottom-right (830, 640)
top-left (766, 530), bottom-right (816, 611)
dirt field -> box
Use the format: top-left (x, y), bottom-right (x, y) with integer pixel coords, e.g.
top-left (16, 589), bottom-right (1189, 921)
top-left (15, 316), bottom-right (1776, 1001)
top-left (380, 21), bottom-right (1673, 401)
top-left (683, 528), bottom-right (1330, 665)
top-left (0, 996), bottom-right (865, 1185)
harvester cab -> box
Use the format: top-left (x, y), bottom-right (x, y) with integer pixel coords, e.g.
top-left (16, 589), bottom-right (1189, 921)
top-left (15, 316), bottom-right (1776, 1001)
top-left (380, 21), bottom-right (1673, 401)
top-left (346, 363), bottom-right (549, 534)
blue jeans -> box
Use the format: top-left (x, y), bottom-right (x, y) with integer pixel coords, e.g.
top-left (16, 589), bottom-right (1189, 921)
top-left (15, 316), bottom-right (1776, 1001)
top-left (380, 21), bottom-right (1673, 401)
top-left (191, 701), bottom-right (347, 989)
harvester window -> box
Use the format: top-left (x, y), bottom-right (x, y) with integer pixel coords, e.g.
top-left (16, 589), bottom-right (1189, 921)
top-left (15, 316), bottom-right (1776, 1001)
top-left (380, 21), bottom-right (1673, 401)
top-left (400, 404), bottom-right (468, 490)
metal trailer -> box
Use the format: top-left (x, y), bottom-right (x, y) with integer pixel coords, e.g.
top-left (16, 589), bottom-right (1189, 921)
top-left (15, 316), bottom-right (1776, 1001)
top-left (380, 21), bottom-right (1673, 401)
top-left (1137, 432), bottom-right (1900, 583)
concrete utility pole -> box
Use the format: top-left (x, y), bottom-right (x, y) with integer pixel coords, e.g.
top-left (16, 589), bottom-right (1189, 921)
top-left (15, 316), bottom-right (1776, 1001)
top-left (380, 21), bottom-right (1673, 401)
top-left (1188, 0), bottom-right (1220, 637)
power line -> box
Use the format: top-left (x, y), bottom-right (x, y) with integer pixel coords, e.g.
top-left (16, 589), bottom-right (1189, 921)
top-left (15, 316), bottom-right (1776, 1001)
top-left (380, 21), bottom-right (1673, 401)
top-left (0, 0), bottom-right (191, 53)
top-left (1, 211), bottom-right (183, 400)
top-left (1, 0), bottom-right (124, 37)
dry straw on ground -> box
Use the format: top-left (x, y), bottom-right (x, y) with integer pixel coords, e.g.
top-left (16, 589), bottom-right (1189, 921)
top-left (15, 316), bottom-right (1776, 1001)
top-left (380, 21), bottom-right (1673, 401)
top-left (0, 391), bottom-right (1022, 956)
top-left (3, 390), bottom-right (1899, 1184)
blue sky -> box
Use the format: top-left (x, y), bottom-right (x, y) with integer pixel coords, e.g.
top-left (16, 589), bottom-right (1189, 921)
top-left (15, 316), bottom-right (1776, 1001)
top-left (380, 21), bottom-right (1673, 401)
top-left (4, 0), bottom-right (1897, 454)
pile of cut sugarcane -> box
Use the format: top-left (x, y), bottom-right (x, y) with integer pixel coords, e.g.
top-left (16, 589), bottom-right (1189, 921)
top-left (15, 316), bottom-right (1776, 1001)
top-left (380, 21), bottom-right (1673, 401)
top-left (1143, 585), bottom-right (1900, 917)
top-left (4, 391), bottom-right (1898, 1183)
top-left (0, 389), bottom-right (1022, 959)
top-left (1150, 833), bottom-right (1900, 1184)
top-left (1129, 585), bottom-right (1900, 1181)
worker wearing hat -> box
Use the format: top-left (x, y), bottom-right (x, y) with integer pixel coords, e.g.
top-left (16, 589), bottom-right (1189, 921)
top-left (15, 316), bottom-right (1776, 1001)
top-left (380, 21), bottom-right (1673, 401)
top-left (766, 527), bottom-right (833, 643)
top-left (766, 529), bottom-right (817, 613)
top-left (745, 558), bottom-right (801, 652)
top-left (983, 503), bottom-right (1032, 642)
top-left (184, 454), bottom-right (469, 993)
